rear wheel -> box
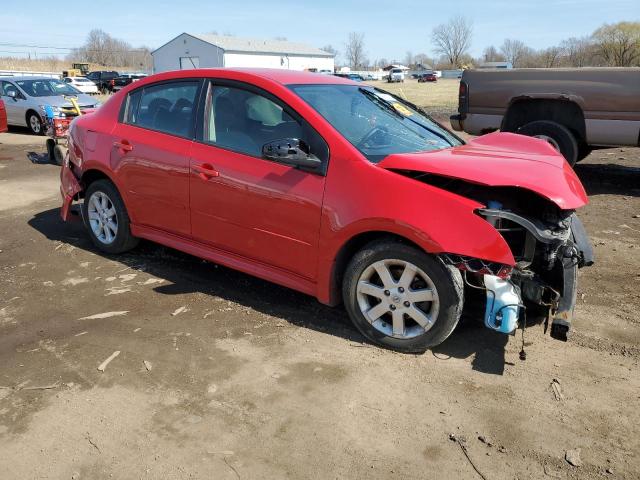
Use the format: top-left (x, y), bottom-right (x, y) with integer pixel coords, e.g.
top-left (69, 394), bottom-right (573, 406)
top-left (517, 120), bottom-right (578, 166)
top-left (343, 241), bottom-right (463, 353)
top-left (82, 180), bottom-right (139, 254)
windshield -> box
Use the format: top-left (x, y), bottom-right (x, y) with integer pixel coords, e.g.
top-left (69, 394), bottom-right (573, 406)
top-left (290, 84), bottom-right (462, 162)
top-left (16, 79), bottom-right (81, 97)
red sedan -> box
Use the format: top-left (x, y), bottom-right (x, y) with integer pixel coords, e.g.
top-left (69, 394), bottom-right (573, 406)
top-left (418, 72), bottom-right (438, 83)
top-left (0, 99), bottom-right (7, 133)
top-left (60, 69), bottom-right (592, 352)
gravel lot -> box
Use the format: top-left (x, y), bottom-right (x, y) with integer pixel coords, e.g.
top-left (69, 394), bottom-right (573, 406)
top-left (0, 111), bottom-right (639, 479)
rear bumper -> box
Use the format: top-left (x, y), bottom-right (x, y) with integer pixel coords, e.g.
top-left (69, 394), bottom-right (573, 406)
top-left (449, 113), bottom-right (503, 135)
top-left (59, 159), bottom-right (82, 222)
top-left (450, 114), bottom-right (465, 132)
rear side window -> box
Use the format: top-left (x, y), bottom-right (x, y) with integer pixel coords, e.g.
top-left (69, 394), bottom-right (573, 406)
top-left (125, 81), bottom-right (199, 138)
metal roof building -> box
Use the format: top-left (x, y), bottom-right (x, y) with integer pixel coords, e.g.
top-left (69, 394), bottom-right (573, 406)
top-left (152, 33), bottom-right (335, 73)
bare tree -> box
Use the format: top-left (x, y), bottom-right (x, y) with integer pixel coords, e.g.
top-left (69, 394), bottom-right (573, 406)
top-left (592, 21), bottom-right (640, 66)
top-left (345, 32), bottom-right (367, 69)
top-left (68, 29), bottom-right (151, 70)
top-left (500, 39), bottom-right (532, 67)
top-left (404, 51), bottom-right (414, 67)
top-left (560, 37), bottom-right (595, 67)
top-left (414, 53), bottom-right (433, 68)
top-left (431, 16), bottom-right (473, 68)
top-left (538, 46), bottom-right (562, 68)
top-left (321, 44), bottom-right (339, 64)
top-left (482, 45), bottom-right (505, 63)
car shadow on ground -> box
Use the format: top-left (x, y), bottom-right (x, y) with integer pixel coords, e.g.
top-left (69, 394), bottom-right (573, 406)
top-left (28, 207), bottom-right (515, 375)
top-left (574, 161), bottom-right (640, 197)
top-left (26, 151), bottom-right (52, 165)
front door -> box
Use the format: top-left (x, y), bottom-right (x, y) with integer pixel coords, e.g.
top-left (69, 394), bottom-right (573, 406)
top-left (110, 80), bottom-right (202, 236)
top-left (0, 81), bottom-right (23, 125)
top-left (189, 81), bottom-right (329, 280)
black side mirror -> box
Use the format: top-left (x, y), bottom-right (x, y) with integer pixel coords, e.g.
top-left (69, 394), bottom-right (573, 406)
top-left (262, 138), bottom-right (322, 170)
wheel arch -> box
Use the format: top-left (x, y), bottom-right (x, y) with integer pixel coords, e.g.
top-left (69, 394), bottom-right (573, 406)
top-left (79, 168), bottom-right (117, 198)
top-left (324, 230), bottom-right (433, 307)
top-left (502, 98), bottom-right (586, 144)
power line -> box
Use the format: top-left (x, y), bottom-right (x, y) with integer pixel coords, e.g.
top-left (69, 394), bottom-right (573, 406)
top-left (0, 42), bottom-right (150, 53)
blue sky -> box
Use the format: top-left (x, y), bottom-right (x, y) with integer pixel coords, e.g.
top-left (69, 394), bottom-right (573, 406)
top-left (1, 0), bottom-right (638, 61)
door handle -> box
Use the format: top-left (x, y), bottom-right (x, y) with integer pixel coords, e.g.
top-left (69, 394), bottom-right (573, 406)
top-left (193, 163), bottom-right (219, 180)
top-left (113, 140), bottom-right (133, 152)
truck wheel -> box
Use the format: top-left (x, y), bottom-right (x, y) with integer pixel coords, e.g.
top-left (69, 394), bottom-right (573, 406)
top-left (577, 144), bottom-right (592, 162)
top-left (342, 241), bottom-right (463, 353)
top-left (517, 120), bottom-right (578, 166)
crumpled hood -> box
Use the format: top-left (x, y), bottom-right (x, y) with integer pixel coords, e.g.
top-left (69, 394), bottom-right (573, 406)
top-left (378, 132), bottom-right (588, 210)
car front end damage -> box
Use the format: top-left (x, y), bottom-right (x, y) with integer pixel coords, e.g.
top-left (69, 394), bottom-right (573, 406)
top-left (378, 132), bottom-right (594, 341)
top-left (442, 205), bottom-right (593, 340)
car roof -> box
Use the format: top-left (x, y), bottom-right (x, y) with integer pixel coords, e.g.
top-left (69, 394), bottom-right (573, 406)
top-left (140, 68), bottom-right (359, 86)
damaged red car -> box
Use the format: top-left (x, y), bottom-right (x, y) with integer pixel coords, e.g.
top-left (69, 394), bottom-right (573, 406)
top-left (60, 69), bottom-right (593, 352)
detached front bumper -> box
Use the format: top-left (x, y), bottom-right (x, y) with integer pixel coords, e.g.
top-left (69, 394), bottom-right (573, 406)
top-left (59, 158), bottom-right (82, 222)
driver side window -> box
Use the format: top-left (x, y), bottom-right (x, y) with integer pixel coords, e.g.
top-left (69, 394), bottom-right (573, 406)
top-left (0, 81), bottom-right (18, 97)
top-left (205, 85), bottom-right (303, 158)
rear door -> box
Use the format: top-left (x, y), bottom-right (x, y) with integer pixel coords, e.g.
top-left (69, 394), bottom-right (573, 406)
top-left (189, 80), bottom-right (328, 279)
top-left (110, 79), bottom-right (203, 236)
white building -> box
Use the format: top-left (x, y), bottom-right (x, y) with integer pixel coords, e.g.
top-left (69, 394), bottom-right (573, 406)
top-left (152, 33), bottom-right (335, 73)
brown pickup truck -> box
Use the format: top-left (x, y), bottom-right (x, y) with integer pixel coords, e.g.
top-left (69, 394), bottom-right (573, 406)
top-left (450, 68), bottom-right (640, 165)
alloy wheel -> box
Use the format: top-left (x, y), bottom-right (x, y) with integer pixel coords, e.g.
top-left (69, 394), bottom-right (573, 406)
top-left (356, 259), bottom-right (440, 339)
top-left (29, 114), bottom-right (41, 134)
top-left (87, 191), bottom-right (118, 244)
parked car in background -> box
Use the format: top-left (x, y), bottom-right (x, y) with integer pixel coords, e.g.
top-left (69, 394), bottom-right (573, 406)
top-left (0, 99), bottom-right (7, 133)
top-left (59, 68), bottom-right (592, 351)
top-left (63, 76), bottom-right (99, 94)
top-left (417, 72), bottom-right (437, 83)
top-left (0, 76), bottom-right (100, 134)
top-left (86, 71), bottom-right (119, 93)
top-left (334, 73), bottom-right (364, 82)
top-left (387, 68), bottom-right (405, 83)
top-left (318, 69), bottom-right (333, 75)
top-left (450, 68), bottom-right (640, 165)
top-left (110, 73), bottom-right (147, 92)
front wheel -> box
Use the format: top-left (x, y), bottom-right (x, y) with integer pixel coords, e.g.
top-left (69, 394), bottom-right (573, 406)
top-left (82, 180), bottom-right (139, 254)
top-left (343, 241), bottom-right (463, 353)
top-left (27, 111), bottom-right (44, 135)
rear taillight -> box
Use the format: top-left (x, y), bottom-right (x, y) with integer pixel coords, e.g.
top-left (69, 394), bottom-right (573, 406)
top-left (110, 79), bottom-right (115, 86)
top-left (458, 81), bottom-right (468, 113)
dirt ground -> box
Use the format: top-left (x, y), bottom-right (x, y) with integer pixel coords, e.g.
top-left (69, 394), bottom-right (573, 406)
top-left (0, 100), bottom-right (639, 480)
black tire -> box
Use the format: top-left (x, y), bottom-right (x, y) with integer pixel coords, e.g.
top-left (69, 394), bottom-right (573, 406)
top-left (342, 241), bottom-right (463, 353)
top-left (26, 110), bottom-right (44, 135)
top-left (53, 145), bottom-right (67, 166)
top-left (82, 179), bottom-right (139, 254)
top-left (46, 138), bottom-right (56, 163)
top-left (576, 144), bottom-right (592, 162)
top-left (517, 120), bottom-right (578, 166)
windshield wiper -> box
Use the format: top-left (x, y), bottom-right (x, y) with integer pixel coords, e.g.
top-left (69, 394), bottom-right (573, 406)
top-left (358, 88), bottom-right (405, 119)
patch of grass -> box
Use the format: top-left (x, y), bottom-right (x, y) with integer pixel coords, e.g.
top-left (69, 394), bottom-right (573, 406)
top-left (368, 78), bottom-right (459, 118)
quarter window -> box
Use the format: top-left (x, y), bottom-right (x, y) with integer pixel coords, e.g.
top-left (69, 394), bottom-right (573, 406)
top-left (126, 81), bottom-right (199, 138)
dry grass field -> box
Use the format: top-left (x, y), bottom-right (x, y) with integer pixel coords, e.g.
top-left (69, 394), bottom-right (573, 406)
top-left (372, 77), bottom-right (460, 116)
